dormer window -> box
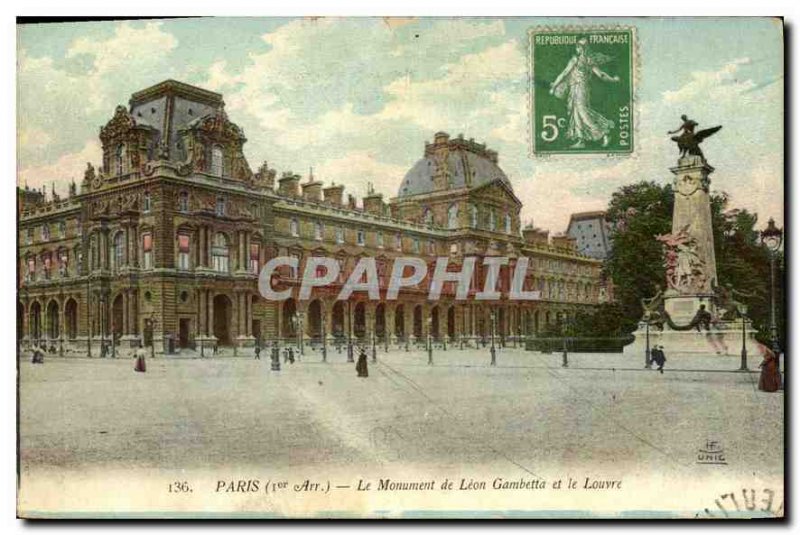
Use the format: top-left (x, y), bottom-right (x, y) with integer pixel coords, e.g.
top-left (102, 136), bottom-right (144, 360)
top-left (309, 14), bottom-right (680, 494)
top-left (211, 145), bottom-right (224, 177)
top-left (116, 144), bottom-right (126, 176)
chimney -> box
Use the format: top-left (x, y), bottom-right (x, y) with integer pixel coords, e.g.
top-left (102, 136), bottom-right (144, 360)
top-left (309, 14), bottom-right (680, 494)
top-left (552, 234), bottom-right (577, 251)
top-left (363, 191), bottom-right (384, 215)
top-left (302, 181), bottom-right (323, 203)
top-left (278, 172), bottom-right (300, 197)
top-left (323, 183), bottom-right (344, 206)
top-left (523, 227), bottom-right (549, 246)
top-left (347, 194), bottom-right (357, 210)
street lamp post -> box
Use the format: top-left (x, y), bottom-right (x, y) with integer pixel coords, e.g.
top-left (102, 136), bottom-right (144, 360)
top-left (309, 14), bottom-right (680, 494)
top-left (562, 316), bottom-right (570, 368)
top-left (99, 292), bottom-right (107, 358)
top-left (427, 317), bottom-right (433, 365)
top-left (490, 311), bottom-right (497, 366)
top-left (644, 311), bottom-right (652, 369)
top-left (738, 303), bottom-right (749, 371)
top-left (347, 301), bottom-right (354, 363)
top-left (371, 330), bottom-right (377, 363)
top-left (321, 308), bottom-right (327, 363)
top-left (760, 218), bottom-right (783, 382)
top-left (149, 313), bottom-right (156, 360)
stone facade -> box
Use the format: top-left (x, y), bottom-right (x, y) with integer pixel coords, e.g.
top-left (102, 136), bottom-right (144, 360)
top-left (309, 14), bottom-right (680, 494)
top-left (17, 80), bottom-right (604, 357)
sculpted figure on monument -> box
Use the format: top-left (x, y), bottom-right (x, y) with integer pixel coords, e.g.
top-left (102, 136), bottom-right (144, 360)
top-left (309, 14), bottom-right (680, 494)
top-left (657, 225), bottom-right (707, 293)
top-left (668, 115), bottom-right (722, 161)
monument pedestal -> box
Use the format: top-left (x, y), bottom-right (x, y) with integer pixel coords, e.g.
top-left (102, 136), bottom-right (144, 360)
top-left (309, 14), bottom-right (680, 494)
top-left (624, 319), bottom-right (761, 359)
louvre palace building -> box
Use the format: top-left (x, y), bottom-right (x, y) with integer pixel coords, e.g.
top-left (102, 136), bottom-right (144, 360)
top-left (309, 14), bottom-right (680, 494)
top-left (17, 80), bottom-right (605, 356)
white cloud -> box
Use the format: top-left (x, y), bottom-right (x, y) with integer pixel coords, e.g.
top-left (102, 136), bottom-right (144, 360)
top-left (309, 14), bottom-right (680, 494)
top-left (314, 151), bottom-right (408, 200)
top-left (17, 140), bottom-right (101, 193)
top-left (662, 57), bottom-right (755, 103)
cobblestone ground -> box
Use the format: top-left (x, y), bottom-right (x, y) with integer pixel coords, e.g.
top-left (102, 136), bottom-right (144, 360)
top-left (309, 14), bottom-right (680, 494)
top-left (20, 347), bottom-right (783, 481)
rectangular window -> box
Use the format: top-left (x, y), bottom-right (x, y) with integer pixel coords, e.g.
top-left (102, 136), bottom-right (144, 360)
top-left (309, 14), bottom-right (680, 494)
top-left (377, 232), bottom-right (384, 249)
top-left (178, 234), bottom-right (190, 270)
top-left (314, 222), bottom-right (323, 241)
top-left (428, 240), bottom-right (435, 254)
top-left (26, 228), bottom-right (33, 245)
top-left (142, 233), bottom-right (153, 269)
top-left (27, 258), bottom-right (35, 281)
top-left (43, 254), bottom-right (52, 279)
top-left (290, 218), bottom-right (299, 237)
top-left (395, 234), bottom-right (402, 251)
top-left (250, 243), bottom-right (260, 274)
top-left (413, 238), bottom-right (420, 253)
top-left (59, 221), bottom-right (66, 238)
top-left (357, 230), bottom-right (365, 246)
top-left (335, 227), bottom-right (344, 244)
top-left (41, 225), bottom-right (49, 241)
top-left (59, 251), bottom-right (69, 277)
top-left (143, 193), bottom-right (151, 213)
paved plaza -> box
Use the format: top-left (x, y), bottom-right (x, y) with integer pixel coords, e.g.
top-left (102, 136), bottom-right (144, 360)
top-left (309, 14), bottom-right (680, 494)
top-left (18, 346), bottom-right (784, 516)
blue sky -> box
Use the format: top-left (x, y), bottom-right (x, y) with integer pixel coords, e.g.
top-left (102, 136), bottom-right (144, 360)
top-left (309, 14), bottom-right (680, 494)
top-left (17, 17), bottom-right (783, 231)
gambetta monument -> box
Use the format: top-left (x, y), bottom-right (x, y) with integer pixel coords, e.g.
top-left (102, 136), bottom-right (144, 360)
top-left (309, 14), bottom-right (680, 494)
top-left (624, 117), bottom-right (760, 358)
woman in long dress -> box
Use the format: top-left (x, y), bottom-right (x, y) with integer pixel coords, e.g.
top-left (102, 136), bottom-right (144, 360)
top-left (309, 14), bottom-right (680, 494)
top-left (757, 343), bottom-right (781, 392)
top-left (134, 342), bottom-right (147, 373)
top-left (549, 38), bottom-right (620, 148)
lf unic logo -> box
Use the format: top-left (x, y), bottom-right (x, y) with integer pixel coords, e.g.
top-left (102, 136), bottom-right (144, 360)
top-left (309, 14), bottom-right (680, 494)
top-left (530, 27), bottom-right (635, 155)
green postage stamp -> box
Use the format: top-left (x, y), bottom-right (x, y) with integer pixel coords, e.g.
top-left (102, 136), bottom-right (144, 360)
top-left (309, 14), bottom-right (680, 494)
top-left (529, 27), bottom-right (636, 156)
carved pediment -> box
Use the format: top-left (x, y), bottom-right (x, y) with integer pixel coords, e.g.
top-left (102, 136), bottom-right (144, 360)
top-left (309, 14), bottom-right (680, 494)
top-left (100, 106), bottom-right (137, 144)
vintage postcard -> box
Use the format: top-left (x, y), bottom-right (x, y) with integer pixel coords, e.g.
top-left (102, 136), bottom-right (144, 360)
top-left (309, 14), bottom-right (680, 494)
top-left (16, 16), bottom-right (784, 519)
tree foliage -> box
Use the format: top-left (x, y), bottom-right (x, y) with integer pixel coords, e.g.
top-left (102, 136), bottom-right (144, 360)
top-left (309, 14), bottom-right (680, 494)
top-left (602, 181), bottom-right (784, 346)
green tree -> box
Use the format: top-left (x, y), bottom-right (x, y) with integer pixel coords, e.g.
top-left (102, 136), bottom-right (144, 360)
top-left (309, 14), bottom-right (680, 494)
top-left (604, 181), bottom-right (784, 346)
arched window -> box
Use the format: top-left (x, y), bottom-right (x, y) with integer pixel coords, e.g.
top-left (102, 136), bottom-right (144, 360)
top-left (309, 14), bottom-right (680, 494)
top-left (178, 191), bottom-right (189, 212)
top-left (112, 232), bottom-right (124, 271)
top-left (448, 204), bottom-right (459, 229)
top-left (212, 233), bottom-right (229, 273)
top-left (215, 196), bottom-right (226, 216)
top-left (116, 144), bottom-right (126, 176)
top-left (211, 145), bottom-right (224, 176)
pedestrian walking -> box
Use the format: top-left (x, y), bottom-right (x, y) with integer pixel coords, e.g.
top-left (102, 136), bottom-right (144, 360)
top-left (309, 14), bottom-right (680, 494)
top-left (356, 346), bottom-right (369, 377)
top-left (254, 343), bottom-right (261, 360)
top-left (651, 345), bottom-right (666, 374)
top-left (757, 343), bottom-right (781, 392)
top-left (288, 347), bottom-right (295, 364)
top-left (31, 343), bottom-right (44, 364)
top-left (134, 342), bottom-right (147, 373)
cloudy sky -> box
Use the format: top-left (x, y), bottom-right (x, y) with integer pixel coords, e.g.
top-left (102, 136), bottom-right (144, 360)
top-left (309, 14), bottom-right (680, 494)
top-left (17, 17), bottom-right (783, 232)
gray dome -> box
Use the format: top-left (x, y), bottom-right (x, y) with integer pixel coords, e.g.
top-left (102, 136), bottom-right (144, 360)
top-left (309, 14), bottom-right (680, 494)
top-left (398, 133), bottom-right (511, 197)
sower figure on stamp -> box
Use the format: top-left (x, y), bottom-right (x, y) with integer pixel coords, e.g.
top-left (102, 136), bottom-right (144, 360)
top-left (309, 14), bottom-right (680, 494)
top-left (356, 346), bottom-right (369, 378)
top-left (549, 37), bottom-right (620, 149)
